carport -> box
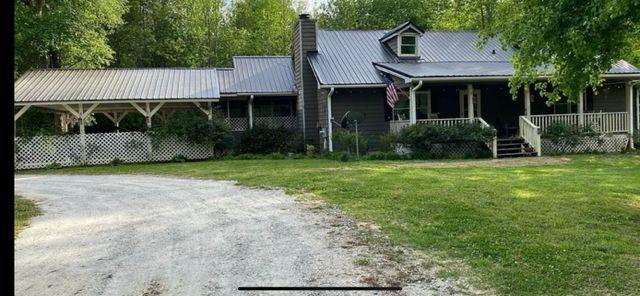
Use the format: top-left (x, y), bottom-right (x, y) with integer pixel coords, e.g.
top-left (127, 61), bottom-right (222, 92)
top-left (14, 68), bottom-right (221, 164)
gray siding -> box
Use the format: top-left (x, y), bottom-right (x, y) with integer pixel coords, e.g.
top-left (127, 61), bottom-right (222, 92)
top-left (386, 37), bottom-right (398, 56)
top-left (331, 88), bottom-right (389, 149)
top-left (592, 86), bottom-right (626, 112)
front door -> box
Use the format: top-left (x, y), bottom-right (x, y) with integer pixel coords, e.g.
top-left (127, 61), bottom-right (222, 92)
top-left (459, 89), bottom-right (481, 117)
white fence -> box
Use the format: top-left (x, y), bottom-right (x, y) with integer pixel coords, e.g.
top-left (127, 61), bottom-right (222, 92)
top-left (519, 116), bottom-right (542, 156)
top-left (529, 112), bottom-right (629, 134)
top-left (390, 117), bottom-right (488, 133)
top-left (225, 116), bottom-right (296, 132)
top-left (15, 131), bottom-right (212, 170)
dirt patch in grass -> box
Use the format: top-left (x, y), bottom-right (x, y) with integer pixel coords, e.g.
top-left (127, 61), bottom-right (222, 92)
top-left (294, 193), bottom-right (491, 295)
top-left (391, 156), bottom-right (571, 169)
top-left (14, 195), bottom-right (41, 239)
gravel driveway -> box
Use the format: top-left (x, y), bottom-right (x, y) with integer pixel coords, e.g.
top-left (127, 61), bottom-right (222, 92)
top-left (15, 174), bottom-right (468, 296)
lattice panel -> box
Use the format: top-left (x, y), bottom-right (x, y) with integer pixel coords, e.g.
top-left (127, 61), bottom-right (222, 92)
top-left (15, 131), bottom-right (212, 170)
top-left (225, 117), bottom-right (248, 131)
top-left (393, 142), bottom-right (491, 158)
top-left (254, 116), bottom-right (297, 129)
top-left (541, 134), bottom-right (629, 154)
top-left (15, 135), bottom-right (83, 169)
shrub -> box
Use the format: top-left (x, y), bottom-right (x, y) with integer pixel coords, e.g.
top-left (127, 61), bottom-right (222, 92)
top-left (171, 154), bottom-right (188, 163)
top-left (333, 129), bottom-right (369, 154)
top-left (398, 123), bottom-right (495, 159)
top-left (320, 150), bottom-right (355, 162)
top-left (266, 152), bottom-right (286, 159)
top-left (109, 157), bottom-right (124, 166)
top-left (543, 121), bottom-right (602, 154)
top-left (379, 131), bottom-right (400, 152)
top-left (149, 110), bottom-right (232, 155)
top-left (44, 162), bottom-right (62, 169)
top-left (305, 144), bottom-right (317, 157)
top-left (236, 125), bottom-right (303, 155)
top-left (633, 131), bottom-right (640, 148)
top-left (365, 151), bottom-right (406, 160)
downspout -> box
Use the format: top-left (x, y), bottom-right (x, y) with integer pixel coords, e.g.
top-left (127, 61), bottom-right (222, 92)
top-left (409, 81), bottom-right (423, 124)
top-left (327, 87), bottom-right (335, 151)
top-left (248, 95), bottom-right (254, 129)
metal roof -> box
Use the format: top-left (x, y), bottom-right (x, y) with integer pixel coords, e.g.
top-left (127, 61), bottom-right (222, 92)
top-left (309, 29), bottom-right (640, 84)
top-left (308, 30), bottom-right (396, 85)
top-left (218, 56), bottom-right (296, 94)
top-left (375, 60), bottom-right (640, 79)
top-left (308, 30), bottom-right (514, 85)
top-left (14, 68), bottom-right (220, 103)
top-left (374, 61), bottom-right (515, 78)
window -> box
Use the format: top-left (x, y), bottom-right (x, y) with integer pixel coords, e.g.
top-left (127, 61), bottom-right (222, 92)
top-left (398, 34), bottom-right (418, 56)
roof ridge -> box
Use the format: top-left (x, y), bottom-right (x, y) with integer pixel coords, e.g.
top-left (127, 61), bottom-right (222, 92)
top-left (233, 55), bottom-right (291, 59)
top-left (26, 67), bottom-right (219, 71)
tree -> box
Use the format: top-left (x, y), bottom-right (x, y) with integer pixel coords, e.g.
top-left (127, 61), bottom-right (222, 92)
top-left (480, 0), bottom-right (640, 102)
top-left (14, 0), bottom-right (127, 76)
top-left (229, 0), bottom-right (302, 56)
top-left (315, 0), bottom-right (450, 30)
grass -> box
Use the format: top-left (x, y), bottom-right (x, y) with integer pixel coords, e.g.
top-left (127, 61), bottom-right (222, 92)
top-left (21, 154), bottom-right (640, 295)
top-left (14, 195), bottom-right (41, 238)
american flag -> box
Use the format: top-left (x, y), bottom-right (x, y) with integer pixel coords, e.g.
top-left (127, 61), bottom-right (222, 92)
top-left (385, 75), bottom-right (399, 108)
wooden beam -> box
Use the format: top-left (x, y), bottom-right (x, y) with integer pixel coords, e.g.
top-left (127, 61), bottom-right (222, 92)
top-left (130, 102), bottom-right (147, 116)
top-left (62, 104), bottom-right (81, 118)
top-left (14, 105), bottom-right (31, 121)
top-left (148, 102), bottom-right (165, 117)
top-left (82, 103), bottom-right (100, 118)
top-left (101, 112), bottom-right (117, 124)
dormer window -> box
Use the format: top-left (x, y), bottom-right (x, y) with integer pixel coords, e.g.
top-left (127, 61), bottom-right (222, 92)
top-left (399, 34), bottom-right (418, 56)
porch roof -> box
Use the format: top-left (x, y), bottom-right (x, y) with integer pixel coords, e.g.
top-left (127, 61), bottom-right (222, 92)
top-left (14, 68), bottom-right (221, 105)
top-left (374, 60), bottom-right (640, 81)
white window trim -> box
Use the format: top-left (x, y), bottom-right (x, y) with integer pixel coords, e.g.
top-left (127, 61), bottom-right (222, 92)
top-left (397, 33), bottom-right (420, 57)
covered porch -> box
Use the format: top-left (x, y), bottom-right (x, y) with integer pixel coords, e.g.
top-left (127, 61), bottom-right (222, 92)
top-left (387, 79), bottom-right (638, 156)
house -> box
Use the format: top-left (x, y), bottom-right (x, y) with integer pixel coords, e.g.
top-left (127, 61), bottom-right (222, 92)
top-left (13, 14), bottom-right (640, 164)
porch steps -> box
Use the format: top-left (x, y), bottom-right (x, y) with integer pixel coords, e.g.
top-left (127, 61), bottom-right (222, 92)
top-left (496, 137), bottom-right (537, 158)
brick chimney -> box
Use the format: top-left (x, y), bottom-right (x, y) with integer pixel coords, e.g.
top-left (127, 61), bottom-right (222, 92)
top-left (292, 14), bottom-right (318, 144)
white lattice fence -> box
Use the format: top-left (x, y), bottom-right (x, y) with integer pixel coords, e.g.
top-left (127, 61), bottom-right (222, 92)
top-left (15, 131), bottom-right (212, 170)
top-left (541, 134), bottom-right (629, 154)
top-left (254, 116), bottom-right (296, 129)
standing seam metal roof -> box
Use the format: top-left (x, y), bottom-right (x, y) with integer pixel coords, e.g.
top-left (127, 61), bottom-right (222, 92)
top-left (309, 29), bottom-right (640, 84)
top-left (14, 68), bottom-right (221, 103)
top-left (217, 56), bottom-right (297, 94)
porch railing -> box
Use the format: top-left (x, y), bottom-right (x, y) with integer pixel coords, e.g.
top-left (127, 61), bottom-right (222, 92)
top-left (389, 117), bottom-right (498, 158)
top-left (529, 112), bottom-right (629, 134)
top-left (519, 116), bottom-right (541, 156)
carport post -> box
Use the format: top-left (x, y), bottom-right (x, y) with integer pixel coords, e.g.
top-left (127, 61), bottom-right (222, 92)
top-left (78, 104), bottom-right (87, 164)
top-left (248, 95), bottom-right (254, 128)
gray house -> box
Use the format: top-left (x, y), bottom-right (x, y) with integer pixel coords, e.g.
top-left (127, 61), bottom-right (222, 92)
top-left (14, 14), bottom-right (640, 163)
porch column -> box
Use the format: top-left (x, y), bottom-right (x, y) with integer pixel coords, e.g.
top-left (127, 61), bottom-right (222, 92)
top-left (524, 85), bottom-right (531, 117)
top-left (578, 91), bottom-right (585, 126)
top-left (78, 104), bottom-right (87, 164)
top-left (626, 82), bottom-right (635, 149)
top-left (467, 84), bottom-right (474, 118)
top-left (248, 95), bottom-right (254, 128)
top-left (409, 81), bottom-right (422, 124)
top-left (145, 103), bottom-right (152, 128)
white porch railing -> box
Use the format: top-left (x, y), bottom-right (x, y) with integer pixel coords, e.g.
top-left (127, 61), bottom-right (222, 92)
top-left (529, 112), bottom-right (629, 134)
top-left (519, 116), bottom-right (541, 156)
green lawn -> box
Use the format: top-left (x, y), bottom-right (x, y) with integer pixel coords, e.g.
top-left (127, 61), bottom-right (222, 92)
top-left (14, 195), bottom-right (41, 238)
top-left (22, 154), bottom-right (640, 295)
